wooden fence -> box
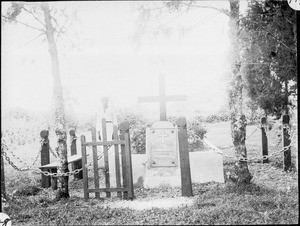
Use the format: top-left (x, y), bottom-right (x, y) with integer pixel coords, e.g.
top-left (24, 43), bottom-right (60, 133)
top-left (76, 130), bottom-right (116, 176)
top-left (81, 119), bottom-right (134, 200)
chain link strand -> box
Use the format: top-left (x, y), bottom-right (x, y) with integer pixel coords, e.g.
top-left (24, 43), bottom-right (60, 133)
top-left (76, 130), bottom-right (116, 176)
top-left (29, 144), bottom-right (115, 177)
top-left (1, 142), bottom-right (41, 171)
top-left (4, 128), bottom-right (296, 176)
top-left (190, 130), bottom-right (297, 163)
top-left (260, 123), bottom-right (282, 147)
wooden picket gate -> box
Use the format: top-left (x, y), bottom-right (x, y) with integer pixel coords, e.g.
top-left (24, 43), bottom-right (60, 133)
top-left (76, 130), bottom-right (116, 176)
top-left (81, 119), bottom-right (134, 200)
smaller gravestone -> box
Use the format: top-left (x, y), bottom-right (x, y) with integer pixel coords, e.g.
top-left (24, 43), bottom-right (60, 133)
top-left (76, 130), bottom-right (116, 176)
top-left (144, 121), bottom-right (181, 188)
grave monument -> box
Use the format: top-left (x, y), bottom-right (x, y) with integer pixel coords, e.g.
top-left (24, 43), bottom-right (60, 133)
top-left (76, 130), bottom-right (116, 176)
top-left (108, 74), bottom-right (224, 192)
top-left (138, 74), bottom-right (189, 189)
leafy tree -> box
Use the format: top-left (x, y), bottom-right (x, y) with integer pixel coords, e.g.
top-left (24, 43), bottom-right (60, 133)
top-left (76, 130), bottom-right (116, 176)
top-left (2, 2), bottom-right (78, 200)
top-left (240, 0), bottom-right (297, 118)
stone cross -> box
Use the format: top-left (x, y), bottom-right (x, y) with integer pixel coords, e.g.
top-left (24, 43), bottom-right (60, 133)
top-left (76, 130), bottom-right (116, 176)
top-left (158, 130), bottom-right (168, 143)
top-left (138, 74), bottom-right (187, 121)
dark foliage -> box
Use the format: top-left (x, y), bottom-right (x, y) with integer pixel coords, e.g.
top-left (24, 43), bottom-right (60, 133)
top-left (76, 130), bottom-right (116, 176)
top-left (241, 0), bottom-right (297, 118)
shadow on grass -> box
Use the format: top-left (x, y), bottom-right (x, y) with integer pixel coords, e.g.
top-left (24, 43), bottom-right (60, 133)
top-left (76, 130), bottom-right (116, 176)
top-left (269, 154), bottom-right (297, 172)
top-left (223, 181), bottom-right (275, 196)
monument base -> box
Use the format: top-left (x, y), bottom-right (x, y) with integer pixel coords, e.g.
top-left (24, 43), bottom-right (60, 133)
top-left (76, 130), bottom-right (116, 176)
top-left (143, 167), bottom-right (181, 188)
top-left (107, 151), bottom-right (224, 189)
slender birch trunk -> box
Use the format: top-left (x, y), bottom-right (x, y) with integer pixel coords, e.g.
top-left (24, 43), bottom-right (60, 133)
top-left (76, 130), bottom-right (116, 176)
top-left (41, 3), bottom-right (69, 199)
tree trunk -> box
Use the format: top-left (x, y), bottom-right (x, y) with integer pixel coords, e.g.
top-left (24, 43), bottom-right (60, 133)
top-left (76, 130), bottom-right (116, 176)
top-left (41, 3), bottom-right (69, 199)
top-left (227, 0), bottom-right (252, 184)
top-left (55, 129), bottom-right (69, 199)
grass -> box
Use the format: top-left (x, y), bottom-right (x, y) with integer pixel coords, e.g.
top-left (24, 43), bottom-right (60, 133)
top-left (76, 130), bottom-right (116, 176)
top-left (3, 177), bottom-right (298, 225)
top-left (2, 121), bottom-right (298, 225)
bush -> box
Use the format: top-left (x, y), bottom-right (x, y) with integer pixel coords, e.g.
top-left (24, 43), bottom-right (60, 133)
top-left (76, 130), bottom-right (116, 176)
top-left (168, 116), bottom-right (208, 152)
top-left (187, 117), bottom-right (207, 151)
top-left (170, 116), bottom-right (208, 151)
top-left (117, 113), bottom-right (208, 153)
top-left (205, 113), bottom-right (230, 123)
top-left (118, 112), bottom-right (150, 154)
top-left (13, 185), bottom-right (42, 197)
top-left (1, 109), bottom-right (46, 147)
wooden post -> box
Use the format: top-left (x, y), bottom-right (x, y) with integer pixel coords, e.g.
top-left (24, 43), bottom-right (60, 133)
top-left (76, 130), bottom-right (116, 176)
top-left (102, 118), bottom-right (111, 198)
top-left (70, 130), bottom-right (77, 156)
top-left (70, 129), bottom-right (82, 179)
top-left (91, 127), bottom-right (100, 198)
top-left (177, 117), bottom-right (193, 197)
top-left (113, 125), bottom-right (122, 199)
top-left (119, 122), bottom-right (134, 200)
top-left (119, 122), bottom-right (128, 199)
top-left (1, 132), bottom-right (5, 212)
top-left (124, 132), bottom-right (134, 200)
top-left (261, 117), bottom-right (268, 163)
top-left (50, 169), bottom-right (57, 190)
top-left (40, 130), bottom-right (51, 188)
top-left (159, 74), bottom-right (167, 121)
top-left (283, 114), bottom-right (291, 171)
top-left (296, 10), bottom-right (299, 173)
top-left (81, 135), bottom-right (89, 200)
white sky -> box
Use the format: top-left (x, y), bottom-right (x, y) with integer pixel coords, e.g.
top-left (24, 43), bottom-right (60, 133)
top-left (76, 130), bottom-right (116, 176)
top-left (1, 1), bottom-right (249, 120)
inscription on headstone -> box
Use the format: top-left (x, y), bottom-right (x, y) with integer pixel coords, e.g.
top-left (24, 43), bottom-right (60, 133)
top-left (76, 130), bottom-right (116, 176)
top-left (149, 128), bottom-right (178, 167)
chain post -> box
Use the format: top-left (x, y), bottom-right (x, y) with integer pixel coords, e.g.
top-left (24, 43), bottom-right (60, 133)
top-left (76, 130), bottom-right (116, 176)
top-left (261, 117), bottom-right (268, 163)
top-left (282, 115), bottom-right (291, 171)
top-left (69, 129), bottom-right (82, 179)
top-left (40, 130), bottom-right (51, 188)
top-left (1, 133), bottom-right (6, 211)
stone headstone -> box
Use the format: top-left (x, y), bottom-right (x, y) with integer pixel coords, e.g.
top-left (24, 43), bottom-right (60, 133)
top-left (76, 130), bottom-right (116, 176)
top-left (147, 121), bottom-right (178, 167)
top-left (144, 121), bottom-right (181, 188)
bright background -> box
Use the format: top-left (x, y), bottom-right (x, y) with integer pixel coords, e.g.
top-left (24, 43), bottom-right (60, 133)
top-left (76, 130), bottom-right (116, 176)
top-left (1, 1), bottom-right (248, 121)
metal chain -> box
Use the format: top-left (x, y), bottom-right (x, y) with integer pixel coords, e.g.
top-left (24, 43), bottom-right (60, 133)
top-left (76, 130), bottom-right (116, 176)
top-left (1, 135), bottom-right (112, 176)
top-left (29, 147), bottom-right (41, 168)
top-left (260, 123), bottom-right (282, 147)
top-left (191, 124), bottom-right (261, 150)
top-left (1, 141), bottom-right (41, 171)
top-left (246, 124), bottom-right (261, 140)
top-left (1, 139), bottom-right (83, 175)
top-left (191, 130), bottom-right (297, 163)
top-left (37, 143), bottom-right (115, 177)
top-left (50, 146), bottom-right (59, 158)
top-left (2, 149), bottom-right (31, 172)
top-left (36, 167), bottom-right (83, 177)
top-left (69, 135), bottom-right (77, 150)
top-left (40, 137), bottom-right (59, 159)
top-left (275, 136), bottom-right (282, 147)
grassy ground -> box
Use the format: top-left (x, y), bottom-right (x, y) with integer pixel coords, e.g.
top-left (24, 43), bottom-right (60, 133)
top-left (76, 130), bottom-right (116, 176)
top-left (2, 122), bottom-right (298, 225)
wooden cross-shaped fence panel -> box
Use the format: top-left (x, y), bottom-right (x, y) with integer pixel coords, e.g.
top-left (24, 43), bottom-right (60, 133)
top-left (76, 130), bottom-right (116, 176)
top-left (81, 118), bottom-right (134, 200)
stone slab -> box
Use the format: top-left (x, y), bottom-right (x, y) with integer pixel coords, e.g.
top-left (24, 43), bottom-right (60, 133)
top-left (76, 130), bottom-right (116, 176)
top-left (106, 152), bottom-right (147, 188)
top-left (143, 167), bottom-right (181, 188)
top-left (107, 150), bottom-right (224, 188)
top-left (189, 151), bottom-right (224, 183)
